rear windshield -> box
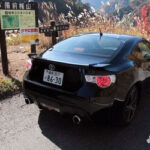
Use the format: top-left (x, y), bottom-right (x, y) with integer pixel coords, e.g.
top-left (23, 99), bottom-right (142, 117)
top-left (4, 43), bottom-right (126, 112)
top-left (52, 34), bottom-right (122, 58)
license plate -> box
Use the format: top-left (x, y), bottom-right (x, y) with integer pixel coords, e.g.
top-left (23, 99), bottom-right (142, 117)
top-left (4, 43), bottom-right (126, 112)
top-left (43, 69), bottom-right (64, 86)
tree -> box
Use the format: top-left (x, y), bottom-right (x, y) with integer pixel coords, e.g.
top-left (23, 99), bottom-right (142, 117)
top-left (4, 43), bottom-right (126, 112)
top-left (136, 4), bottom-right (150, 35)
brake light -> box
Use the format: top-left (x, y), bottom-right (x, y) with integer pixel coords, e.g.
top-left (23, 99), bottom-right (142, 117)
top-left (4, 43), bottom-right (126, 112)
top-left (85, 75), bottom-right (116, 88)
top-left (26, 59), bottom-right (32, 71)
top-left (96, 76), bottom-right (111, 88)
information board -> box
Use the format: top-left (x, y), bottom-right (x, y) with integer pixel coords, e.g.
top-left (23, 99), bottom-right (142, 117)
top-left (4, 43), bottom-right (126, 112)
top-left (1, 10), bottom-right (35, 29)
top-left (0, 2), bottom-right (37, 30)
top-left (20, 28), bottom-right (39, 44)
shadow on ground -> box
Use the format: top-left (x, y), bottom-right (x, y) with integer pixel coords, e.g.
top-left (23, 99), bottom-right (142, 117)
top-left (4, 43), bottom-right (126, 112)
top-left (38, 94), bottom-right (150, 150)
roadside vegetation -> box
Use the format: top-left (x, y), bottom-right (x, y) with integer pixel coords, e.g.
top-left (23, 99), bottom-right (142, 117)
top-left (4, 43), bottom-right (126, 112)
top-left (6, 34), bottom-right (21, 46)
top-left (0, 77), bottom-right (21, 100)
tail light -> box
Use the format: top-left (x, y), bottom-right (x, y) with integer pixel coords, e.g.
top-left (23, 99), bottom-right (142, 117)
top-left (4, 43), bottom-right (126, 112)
top-left (26, 59), bottom-right (32, 71)
top-left (85, 75), bottom-right (116, 88)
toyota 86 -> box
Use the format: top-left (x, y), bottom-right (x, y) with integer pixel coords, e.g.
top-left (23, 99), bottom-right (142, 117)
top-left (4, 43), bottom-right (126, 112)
top-left (23, 33), bottom-right (150, 125)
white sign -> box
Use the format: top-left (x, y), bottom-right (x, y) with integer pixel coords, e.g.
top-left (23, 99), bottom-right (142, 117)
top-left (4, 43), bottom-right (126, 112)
top-left (20, 28), bottom-right (39, 45)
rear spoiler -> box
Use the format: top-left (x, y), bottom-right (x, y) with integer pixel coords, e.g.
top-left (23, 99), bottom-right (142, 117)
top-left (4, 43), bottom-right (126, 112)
top-left (33, 57), bottom-right (110, 69)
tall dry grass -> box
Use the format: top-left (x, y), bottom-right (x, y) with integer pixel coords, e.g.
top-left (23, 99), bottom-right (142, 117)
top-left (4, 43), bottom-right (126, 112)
top-left (6, 23), bottom-right (149, 50)
top-left (39, 23), bottom-right (149, 50)
top-left (63, 24), bottom-right (149, 39)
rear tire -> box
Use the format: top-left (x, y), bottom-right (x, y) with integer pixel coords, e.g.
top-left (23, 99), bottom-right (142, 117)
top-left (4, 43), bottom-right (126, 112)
top-left (111, 86), bottom-right (139, 126)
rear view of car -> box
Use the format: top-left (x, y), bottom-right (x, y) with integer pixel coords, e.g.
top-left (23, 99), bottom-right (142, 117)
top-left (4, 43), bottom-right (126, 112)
top-left (23, 33), bottom-right (150, 126)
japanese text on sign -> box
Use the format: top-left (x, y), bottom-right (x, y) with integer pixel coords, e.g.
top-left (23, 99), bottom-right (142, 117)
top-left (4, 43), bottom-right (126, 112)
top-left (0, 10), bottom-right (36, 29)
top-left (20, 28), bottom-right (39, 45)
top-left (0, 2), bottom-right (36, 10)
top-left (0, 2), bottom-right (37, 30)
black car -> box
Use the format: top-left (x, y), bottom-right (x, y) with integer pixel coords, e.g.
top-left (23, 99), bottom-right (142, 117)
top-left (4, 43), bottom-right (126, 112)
top-left (23, 33), bottom-right (150, 125)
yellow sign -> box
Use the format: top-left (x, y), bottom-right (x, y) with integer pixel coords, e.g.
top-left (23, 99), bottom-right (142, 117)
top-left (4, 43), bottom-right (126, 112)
top-left (20, 28), bottom-right (39, 45)
top-left (0, 10), bottom-right (36, 30)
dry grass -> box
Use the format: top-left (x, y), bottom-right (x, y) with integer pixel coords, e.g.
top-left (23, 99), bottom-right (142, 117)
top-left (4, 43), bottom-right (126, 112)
top-left (64, 24), bottom-right (149, 39)
top-left (5, 21), bottom-right (149, 49)
top-left (38, 34), bottom-right (52, 50)
top-left (6, 34), bottom-right (21, 46)
top-left (38, 23), bottom-right (149, 49)
top-left (0, 77), bottom-right (21, 100)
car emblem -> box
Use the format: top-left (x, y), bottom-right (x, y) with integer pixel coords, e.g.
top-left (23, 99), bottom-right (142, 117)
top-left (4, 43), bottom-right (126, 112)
top-left (48, 64), bottom-right (55, 71)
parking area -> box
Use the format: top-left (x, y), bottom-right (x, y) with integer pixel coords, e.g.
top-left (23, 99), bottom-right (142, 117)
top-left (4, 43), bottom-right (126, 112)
top-left (0, 94), bottom-right (150, 150)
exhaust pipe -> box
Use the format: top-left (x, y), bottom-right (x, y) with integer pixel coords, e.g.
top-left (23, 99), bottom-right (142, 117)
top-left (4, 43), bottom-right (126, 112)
top-left (25, 98), bottom-right (33, 104)
top-left (72, 115), bottom-right (82, 125)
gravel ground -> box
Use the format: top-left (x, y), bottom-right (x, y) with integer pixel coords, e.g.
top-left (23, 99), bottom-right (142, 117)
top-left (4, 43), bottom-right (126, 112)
top-left (0, 95), bottom-right (60, 150)
top-left (0, 94), bottom-right (150, 150)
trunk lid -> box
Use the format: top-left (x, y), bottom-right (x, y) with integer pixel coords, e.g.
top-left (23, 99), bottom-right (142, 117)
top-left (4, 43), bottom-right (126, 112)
top-left (29, 51), bottom-right (111, 92)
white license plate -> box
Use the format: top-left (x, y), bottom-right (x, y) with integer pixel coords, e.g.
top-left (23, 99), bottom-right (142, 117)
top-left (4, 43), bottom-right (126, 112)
top-left (43, 69), bottom-right (64, 86)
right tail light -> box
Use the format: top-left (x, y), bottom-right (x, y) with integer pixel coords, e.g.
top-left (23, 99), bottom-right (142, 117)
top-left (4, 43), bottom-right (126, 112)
top-left (85, 75), bottom-right (116, 88)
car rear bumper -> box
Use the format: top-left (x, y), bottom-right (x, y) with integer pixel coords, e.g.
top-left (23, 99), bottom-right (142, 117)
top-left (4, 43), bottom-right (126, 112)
top-left (23, 74), bottom-right (118, 117)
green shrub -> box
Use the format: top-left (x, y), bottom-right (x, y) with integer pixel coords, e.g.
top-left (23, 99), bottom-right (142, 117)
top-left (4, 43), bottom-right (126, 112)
top-left (0, 77), bottom-right (21, 99)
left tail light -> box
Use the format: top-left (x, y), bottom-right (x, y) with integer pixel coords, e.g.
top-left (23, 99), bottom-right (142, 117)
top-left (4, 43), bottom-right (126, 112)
top-left (85, 75), bottom-right (116, 88)
top-left (26, 59), bottom-right (32, 71)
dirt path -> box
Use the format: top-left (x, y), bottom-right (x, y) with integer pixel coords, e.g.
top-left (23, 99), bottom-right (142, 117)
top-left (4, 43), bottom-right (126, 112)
top-left (0, 95), bottom-right (60, 150)
top-left (0, 46), bottom-right (28, 80)
top-left (0, 45), bottom-right (44, 81)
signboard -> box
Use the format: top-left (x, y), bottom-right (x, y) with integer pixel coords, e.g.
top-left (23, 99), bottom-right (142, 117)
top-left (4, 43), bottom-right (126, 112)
top-left (0, 2), bottom-right (38, 30)
top-left (20, 28), bottom-right (39, 45)
top-left (1, 10), bottom-right (36, 29)
top-left (0, 2), bottom-right (38, 76)
top-left (39, 25), bottom-right (70, 34)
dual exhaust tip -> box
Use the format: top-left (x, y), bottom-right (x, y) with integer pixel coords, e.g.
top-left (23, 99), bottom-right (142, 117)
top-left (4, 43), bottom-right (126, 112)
top-left (72, 115), bottom-right (82, 125)
top-left (25, 98), bottom-right (33, 105)
top-left (25, 98), bottom-right (82, 125)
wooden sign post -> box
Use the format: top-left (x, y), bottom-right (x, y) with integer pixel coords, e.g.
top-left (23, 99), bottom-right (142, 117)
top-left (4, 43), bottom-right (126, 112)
top-left (39, 21), bottom-right (70, 45)
top-left (0, 1), bottom-right (38, 75)
top-left (0, 27), bottom-right (8, 75)
top-left (51, 20), bottom-right (57, 45)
